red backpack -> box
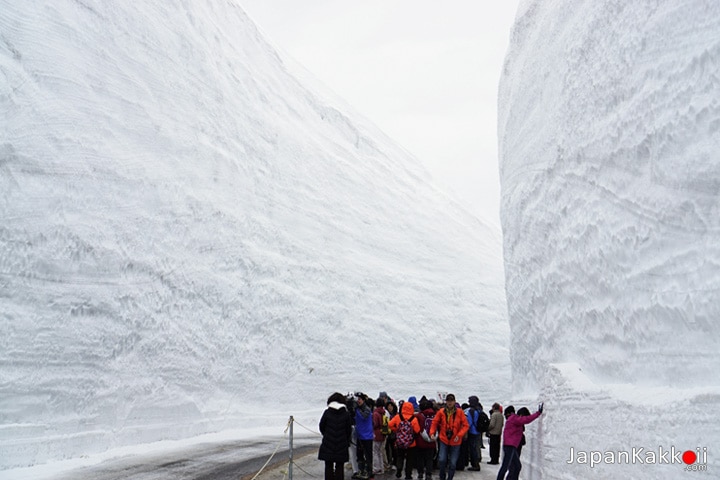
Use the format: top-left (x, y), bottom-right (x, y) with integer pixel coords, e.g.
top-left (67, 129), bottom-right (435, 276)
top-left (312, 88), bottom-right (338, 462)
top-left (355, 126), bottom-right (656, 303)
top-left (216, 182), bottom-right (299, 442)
top-left (395, 413), bottom-right (414, 449)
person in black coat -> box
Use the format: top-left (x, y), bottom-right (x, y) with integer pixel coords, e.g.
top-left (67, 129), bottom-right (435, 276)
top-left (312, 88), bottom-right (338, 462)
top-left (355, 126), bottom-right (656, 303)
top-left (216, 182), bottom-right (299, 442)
top-left (319, 392), bottom-right (353, 480)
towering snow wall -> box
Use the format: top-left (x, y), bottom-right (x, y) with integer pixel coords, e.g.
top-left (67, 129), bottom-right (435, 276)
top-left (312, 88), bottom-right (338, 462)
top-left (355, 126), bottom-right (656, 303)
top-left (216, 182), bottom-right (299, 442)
top-left (499, 0), bottom-right (720, 477)
top-left (0, 1), bottom-right (508, 470)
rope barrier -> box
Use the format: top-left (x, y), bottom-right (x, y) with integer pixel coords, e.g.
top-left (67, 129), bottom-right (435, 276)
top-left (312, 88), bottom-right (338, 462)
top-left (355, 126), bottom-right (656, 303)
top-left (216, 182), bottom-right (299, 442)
top-left (292, 419), bottom-right (322, 437)
top-left (243, 415), bottom-right (325, 480)
top-left (245, 418), bottom-right (293, 480)
top-left (290, 460), bottom-right (321, 479)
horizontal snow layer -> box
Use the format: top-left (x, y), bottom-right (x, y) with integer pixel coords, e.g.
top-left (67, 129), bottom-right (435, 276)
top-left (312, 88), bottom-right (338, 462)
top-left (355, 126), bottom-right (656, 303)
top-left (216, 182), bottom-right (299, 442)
top-left (0, 1), bottom-right (508, 470)
top-left (499, 0), bottom-right (720, 392)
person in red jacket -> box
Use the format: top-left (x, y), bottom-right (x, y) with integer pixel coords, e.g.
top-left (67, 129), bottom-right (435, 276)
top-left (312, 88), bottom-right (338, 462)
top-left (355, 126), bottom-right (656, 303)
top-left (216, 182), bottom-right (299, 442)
top-left (372, 398), bottom-right (388, 476)
top-left (429, 394), bottom-right (469, 480)
top-left (389, 401), bottom-right (421, 480)
top-left (414, 400), bottom-right (437, 480)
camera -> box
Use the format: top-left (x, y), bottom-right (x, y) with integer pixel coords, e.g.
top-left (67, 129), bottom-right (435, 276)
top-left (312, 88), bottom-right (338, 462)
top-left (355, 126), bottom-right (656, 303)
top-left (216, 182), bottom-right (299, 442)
top-left (446, 429), bottom-right (453, 438)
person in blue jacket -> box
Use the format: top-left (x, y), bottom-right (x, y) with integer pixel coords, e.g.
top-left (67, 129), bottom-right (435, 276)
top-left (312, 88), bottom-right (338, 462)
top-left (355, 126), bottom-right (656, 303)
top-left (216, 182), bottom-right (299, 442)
top-left (464, 396), bottom-right (484, 471)
top-left (354, 393), bottom-right (375, 480)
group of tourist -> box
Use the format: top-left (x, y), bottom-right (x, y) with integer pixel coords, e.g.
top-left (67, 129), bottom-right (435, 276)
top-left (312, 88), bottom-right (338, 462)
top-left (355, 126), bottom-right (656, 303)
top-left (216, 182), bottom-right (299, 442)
top-left (318, 391), bottom-right (543, 480)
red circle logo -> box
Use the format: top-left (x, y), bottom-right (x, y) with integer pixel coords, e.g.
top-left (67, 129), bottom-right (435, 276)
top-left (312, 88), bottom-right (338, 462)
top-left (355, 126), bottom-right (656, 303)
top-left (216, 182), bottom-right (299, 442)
top-left (682, 450), bottom-right (697, 465)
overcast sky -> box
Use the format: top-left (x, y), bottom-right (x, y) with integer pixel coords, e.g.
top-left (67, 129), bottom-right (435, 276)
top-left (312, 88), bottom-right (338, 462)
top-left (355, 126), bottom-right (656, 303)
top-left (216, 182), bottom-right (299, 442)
top-left (239, 1), bottom-right (520, 224)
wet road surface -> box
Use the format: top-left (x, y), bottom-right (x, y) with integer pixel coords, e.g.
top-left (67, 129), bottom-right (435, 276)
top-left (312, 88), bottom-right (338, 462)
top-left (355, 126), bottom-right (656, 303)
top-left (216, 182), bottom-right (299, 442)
top-left (53, 439), bottom-right (319, 480)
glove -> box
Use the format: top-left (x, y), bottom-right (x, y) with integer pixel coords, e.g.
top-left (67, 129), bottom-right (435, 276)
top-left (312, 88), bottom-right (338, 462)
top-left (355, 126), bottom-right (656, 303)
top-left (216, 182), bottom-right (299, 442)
top-left (538, 402), bottom-right (544, 414)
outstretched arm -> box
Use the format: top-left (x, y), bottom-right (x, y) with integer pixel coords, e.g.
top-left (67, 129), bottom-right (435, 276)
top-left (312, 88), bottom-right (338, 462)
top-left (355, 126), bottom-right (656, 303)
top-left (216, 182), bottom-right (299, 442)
top-left (517, 410), bottom-right (542, 425)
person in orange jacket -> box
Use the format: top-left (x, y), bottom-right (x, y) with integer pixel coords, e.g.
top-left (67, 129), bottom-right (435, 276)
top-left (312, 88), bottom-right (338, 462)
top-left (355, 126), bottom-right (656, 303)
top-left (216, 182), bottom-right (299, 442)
top-left (389, 400), bottom-right (422, 480)
top-left (429, 394), bottom-right (469, 480)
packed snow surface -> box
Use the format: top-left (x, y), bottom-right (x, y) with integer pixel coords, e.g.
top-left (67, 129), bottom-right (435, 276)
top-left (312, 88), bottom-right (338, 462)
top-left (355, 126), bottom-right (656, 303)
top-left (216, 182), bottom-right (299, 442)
top-left (499, 0), bottom-right (719, 477)
top-left (0, 0), bottom-right (508, 471)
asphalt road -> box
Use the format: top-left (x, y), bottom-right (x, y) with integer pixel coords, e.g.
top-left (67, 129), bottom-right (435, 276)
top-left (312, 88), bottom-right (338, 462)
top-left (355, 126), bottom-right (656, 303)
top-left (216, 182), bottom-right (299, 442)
top-left (52, 439), bottom-right (319, 480)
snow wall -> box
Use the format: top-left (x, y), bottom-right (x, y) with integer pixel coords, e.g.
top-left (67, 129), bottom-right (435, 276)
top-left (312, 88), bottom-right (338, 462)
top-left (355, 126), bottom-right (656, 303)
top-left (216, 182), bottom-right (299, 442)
top-left (0, 1), bottom-right (508, 470)
top-left (499, 1), bottom-right (720, 477)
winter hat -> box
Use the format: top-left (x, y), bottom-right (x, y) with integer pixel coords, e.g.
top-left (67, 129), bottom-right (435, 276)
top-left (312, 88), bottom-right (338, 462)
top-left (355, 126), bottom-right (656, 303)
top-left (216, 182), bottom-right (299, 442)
top-left (408, 396), bottom-right (419, 410)
top-left (445, 393), bottom-right (456, 402)
top-left (468, 395), bottom-right (480, 408)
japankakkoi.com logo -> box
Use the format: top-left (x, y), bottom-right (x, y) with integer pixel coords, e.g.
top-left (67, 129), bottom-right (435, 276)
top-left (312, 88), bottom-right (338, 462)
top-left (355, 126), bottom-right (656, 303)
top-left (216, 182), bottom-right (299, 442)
top-left (566, 446), bottom-right (708, 471)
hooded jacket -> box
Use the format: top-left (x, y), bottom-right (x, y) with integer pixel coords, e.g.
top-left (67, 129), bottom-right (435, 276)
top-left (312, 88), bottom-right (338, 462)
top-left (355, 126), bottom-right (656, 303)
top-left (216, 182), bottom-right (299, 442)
top-left (502, 411), bottom-right (541, 448)
top-left (388, 401), bottom-right (421, 448)
top-left (318, 401), bottom-right (352, 462)
top-left (429, 405), bottom-right (469, 446)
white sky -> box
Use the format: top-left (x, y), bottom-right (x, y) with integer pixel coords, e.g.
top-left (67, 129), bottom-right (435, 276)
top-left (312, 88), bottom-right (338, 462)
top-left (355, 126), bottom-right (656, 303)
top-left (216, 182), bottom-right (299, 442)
top-left (239, 1), bottom-right (520, 224)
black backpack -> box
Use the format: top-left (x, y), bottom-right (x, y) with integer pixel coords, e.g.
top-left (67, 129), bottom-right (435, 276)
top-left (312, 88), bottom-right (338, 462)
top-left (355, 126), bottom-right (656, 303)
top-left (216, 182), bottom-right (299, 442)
top-left (472, 408), bottom-right (490, 433)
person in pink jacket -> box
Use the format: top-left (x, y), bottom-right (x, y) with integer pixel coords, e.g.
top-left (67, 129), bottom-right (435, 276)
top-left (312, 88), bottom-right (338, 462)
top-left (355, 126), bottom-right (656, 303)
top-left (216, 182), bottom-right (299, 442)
top-left (496, 403), bottom-right (543, 480)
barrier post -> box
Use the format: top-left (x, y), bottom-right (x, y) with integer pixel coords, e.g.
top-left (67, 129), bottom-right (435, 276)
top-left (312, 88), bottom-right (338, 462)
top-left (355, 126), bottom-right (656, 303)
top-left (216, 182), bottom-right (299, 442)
top-left (289, 416), bottom-right (294, 480)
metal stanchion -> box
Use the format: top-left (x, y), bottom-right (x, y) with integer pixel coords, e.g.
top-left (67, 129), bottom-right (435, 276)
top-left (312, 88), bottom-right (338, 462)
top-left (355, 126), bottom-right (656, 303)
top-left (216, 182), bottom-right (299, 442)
top-left (289, 416), bottom-right (294, 480)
